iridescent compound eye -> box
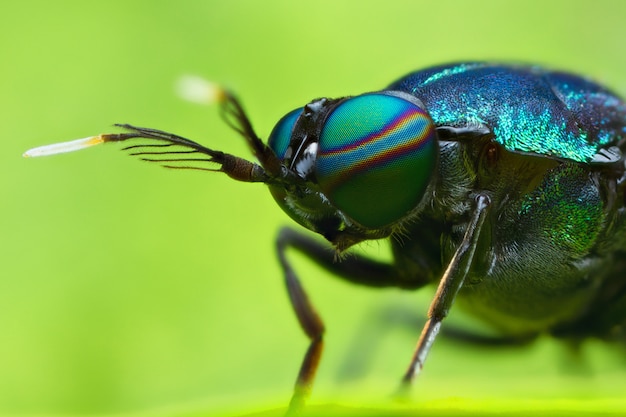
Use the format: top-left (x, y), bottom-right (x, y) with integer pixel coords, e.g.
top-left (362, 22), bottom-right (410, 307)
top-left (316, 93), bottom-right (437, 229)
top-left (268, 108), bottom-right (302, 159)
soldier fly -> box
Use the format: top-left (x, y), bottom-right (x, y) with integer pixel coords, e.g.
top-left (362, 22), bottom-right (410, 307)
top-left (24, 63), bottom-right (626, 413)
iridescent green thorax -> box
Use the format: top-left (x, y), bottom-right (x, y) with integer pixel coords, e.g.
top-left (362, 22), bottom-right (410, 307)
top-left (492, 106), bottom-right (591, 162)
top-left (389, 63), bottom-right (626, 163)
top-left (315, 94), bottom-right (436, 229)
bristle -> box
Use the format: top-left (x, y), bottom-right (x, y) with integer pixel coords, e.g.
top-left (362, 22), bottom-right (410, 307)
top-left (175, 75), bottom-right (225, 105)
top-left (23, 135), bottom-right (105, 158)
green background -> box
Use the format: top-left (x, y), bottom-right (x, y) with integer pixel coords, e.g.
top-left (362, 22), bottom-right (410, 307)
top-left (2, 0), bottom-right (626, 416)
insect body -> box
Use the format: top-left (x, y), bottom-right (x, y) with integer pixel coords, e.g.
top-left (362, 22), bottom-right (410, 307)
top-left (25, 63), bottom-right (626, 412)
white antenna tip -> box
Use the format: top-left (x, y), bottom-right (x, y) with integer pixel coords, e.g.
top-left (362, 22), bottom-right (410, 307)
top-left (175, 75), bottom-right (224, 105)
top-left (23, 135), bottom-right (105, 158)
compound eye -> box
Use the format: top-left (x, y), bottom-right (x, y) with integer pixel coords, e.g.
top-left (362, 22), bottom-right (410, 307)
top-left (316, 93), bottom-right (437, 229)
top-left (268, 108), bottom-right (302, 159)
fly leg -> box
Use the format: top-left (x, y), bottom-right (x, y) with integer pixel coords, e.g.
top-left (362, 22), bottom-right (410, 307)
top-left (277, 229), bottom-right (326, 414)
top-left (276, 227), bottom-right (422, 414)
top-left (401, 194), bottom-right (491, 388)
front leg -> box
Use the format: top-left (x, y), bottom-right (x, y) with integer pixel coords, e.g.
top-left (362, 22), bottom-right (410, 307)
top-left (276, 227), bottom-right (429, 413)
top-left (401, 194), bottom-right (491, 386)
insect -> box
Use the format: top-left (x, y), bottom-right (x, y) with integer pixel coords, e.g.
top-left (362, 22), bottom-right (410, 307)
top-left (25, 63), bottom-right (626, 412)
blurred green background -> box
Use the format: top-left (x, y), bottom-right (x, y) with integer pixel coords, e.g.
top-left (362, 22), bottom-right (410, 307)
top-left (2, 0), bottom-right (626, 416)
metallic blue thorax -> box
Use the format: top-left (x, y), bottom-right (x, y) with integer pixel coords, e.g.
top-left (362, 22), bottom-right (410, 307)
top-left (389, 63), bottom-right (626, 162)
